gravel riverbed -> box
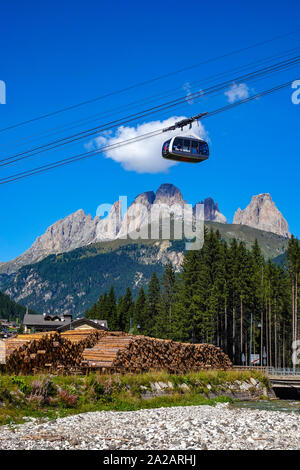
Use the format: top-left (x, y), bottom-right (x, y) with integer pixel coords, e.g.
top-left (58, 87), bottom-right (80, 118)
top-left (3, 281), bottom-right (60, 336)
top-left (0, 403), bottom-right (299, 450)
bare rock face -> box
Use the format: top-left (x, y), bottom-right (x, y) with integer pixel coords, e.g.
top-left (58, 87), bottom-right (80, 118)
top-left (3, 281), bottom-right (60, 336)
top-left (96, 201), bottom-right (122, 241)
top-left (117, 184), bottom-right (186, 239)
top-left (233, 193), bottom-right (290, 238)
top-left (1, 210), bottom-right (101, 274)
top-left (154, 183), bottom-right (185, 206)
top-left (151, 183), bottom-right (186, 221)
top-left (31, 209), bottom-right (100, 253)
top-left (1, 201), bottom-right (124, 274)
top-left (193, 197), bottom-right (227, 223)
top-left (117, 191), bottom-right (155, 239)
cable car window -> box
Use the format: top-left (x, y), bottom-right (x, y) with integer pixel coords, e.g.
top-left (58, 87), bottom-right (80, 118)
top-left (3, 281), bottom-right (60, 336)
top-left (173, 138), bottom-right (183, 151)
top-left (199, 142), bottom-right (209, 155)
top-left (162, 139), bottom-right (171, 153)
top-left (191, 140), bottom-right (199, 154)
top-left (183, 139), bottom-right (191, 152)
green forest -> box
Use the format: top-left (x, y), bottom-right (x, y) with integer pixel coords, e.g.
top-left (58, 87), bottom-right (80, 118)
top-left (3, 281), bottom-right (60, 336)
top-left (85, 229), bottom-right (300, 367)
top-left (0, 290), bottom-right (37, 324)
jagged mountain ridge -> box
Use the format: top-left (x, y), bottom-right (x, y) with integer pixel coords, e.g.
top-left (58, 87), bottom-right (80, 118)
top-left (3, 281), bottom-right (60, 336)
top-left (0, 184), bottom-right (291, 276)
top-left (0, 184), bottom-right (226, 274)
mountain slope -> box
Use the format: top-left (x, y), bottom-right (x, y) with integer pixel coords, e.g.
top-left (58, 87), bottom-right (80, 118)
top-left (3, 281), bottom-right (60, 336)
top-left (0, 290), bottom-right (37, 322)
top-left (0, 204), bottom-right (122, 275)
top-left (1, 239), bottom-right (184, 317)
top-left (0, 222), bottom-right (289, 317)
top-left (0, 183), bottom-right (227, 275)
top-left (205, 221), bottom-right (289, 259)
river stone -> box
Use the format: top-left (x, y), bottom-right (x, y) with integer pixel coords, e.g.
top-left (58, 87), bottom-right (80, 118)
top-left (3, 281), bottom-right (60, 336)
top-left (158, 382), bottom-right (168, 389)
top-left (240, 382), bottom-right (251, 391)
top-left (179, 383), bottom-right (190, 392)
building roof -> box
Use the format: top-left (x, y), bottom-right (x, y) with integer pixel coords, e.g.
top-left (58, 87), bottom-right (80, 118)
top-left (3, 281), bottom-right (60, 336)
top-left (0, 319), bottom-right (14, 325)
top-left (23, 313), bottom-right (72, 327)
top-left (57, 318), bottom-right (108, 332)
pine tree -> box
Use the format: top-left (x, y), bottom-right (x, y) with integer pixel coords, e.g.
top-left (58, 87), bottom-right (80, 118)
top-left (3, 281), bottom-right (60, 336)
top-left (237, 241), bottom-right (253, 363)
top-left (154, 263), bottom-right (176, 338)
top-left (85, 292), bottom-right (108, 321)
top-left (134, 287), bottom-right (147, 334)
top-left (144, 272), bottom-right (161, 336)
top-left (202, 229), bottom-right (224, 344)
top-left (251, 239), bottom-right (265, 363)
top-left (117, 287), bottom-right (134, 332)
top-left (227, 238), bottom-right (240, 363)
top-left (174, 249), bottom-right (207, 342)
top-left (106, 286), bottom-right (118, 331)
top-left (287, 235), bottom-right (300, 345)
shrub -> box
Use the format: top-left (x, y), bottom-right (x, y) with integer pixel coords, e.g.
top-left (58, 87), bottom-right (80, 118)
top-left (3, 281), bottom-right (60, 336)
top-left (27, 394), bottom-right (44, 406)
top-left (11, 377), bottom-right (31, 394)
top-left (57, 389), bottom-right (77, 407)
top-left (29, 378), bottom-right (56, 405)
top-left (93, 381), bottom-right (105, 398)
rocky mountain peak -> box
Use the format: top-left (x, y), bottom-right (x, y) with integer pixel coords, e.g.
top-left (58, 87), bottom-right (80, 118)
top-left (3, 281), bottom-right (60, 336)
top-left (154, 183), bottom-right (184, 205)
top-left (233, 193), bottom-right (290, 238)
top-left (0, 209), bottom-right (101, 274)
top-left (132, 191), bottom-right (155, 207)
top-left (34, 209), bottom-right (97, 248)
top-left (117, 192), bottom-right (155, 240)
top-left (96, 201), bottom-right (122, 241)
top-left (193, 197), bottom-right (227, 223)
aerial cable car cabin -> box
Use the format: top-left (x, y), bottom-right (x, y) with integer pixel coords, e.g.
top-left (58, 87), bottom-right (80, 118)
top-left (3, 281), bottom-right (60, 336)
top-left (162, 135), bottom-right (209, 163)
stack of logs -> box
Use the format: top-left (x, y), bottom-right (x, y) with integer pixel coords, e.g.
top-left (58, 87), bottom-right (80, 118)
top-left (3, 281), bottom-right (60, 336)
top-left (82, 332), bottom-right (134, 369)
top-left (4, 330), bottom-right (104, 374)
top-left (82, 334), bottom-right (232, 372)
top-left (3, 330), bottom-right (231, 374)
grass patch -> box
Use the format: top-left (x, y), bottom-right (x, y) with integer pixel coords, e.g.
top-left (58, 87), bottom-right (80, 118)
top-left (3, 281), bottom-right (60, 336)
top-left (0, 370), bottom-right (269, 426)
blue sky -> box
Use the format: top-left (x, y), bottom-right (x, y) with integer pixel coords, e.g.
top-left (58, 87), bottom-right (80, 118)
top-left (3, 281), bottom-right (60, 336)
top-left (0, 0), bottom-right (299, 261)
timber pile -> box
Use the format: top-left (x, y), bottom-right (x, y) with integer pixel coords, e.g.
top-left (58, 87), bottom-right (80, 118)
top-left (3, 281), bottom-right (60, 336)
top-left (82, 334), bottom-right (232, 372)
top-left (82, 333), bottom-right (134, 369)
top-left (4, 330), bottom-right (103, 374)
top-left (3, 332), bottom-right (56, 357)
top-left (61, 329), bottom-right (106, 345)
top-left (4, 330), bottom-right (231, 374)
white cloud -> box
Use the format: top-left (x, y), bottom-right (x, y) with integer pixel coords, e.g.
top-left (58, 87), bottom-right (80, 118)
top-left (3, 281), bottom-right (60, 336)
top-left (92, 116), bottom-right (208, 174)
top-left (225, 82), bottom-right (249, 103)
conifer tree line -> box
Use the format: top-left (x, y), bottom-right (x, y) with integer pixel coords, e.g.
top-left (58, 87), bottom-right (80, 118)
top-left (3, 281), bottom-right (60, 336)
top-left (85, 229), bottom-right (300, 367)
top-left (0, 291), bottom-right (37, 324)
